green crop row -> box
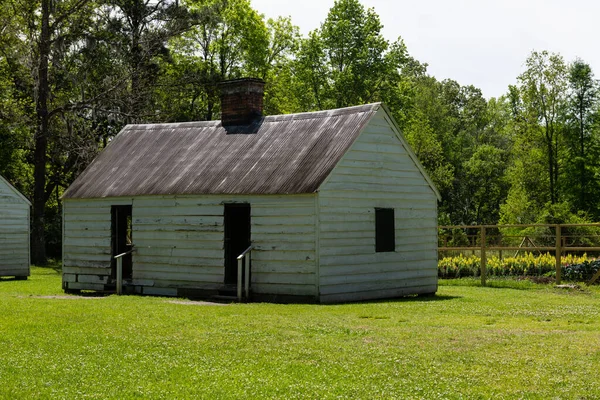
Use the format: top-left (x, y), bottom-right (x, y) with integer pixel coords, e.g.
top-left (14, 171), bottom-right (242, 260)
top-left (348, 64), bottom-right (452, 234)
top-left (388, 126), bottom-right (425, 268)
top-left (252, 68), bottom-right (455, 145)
top-left (438, 252), bottom-right (598, 281)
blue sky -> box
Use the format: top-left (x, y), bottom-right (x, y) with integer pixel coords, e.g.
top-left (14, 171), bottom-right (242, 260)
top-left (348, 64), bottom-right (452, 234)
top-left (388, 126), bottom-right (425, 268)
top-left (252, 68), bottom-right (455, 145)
top-left (251, 0), bottom-right (600, 99)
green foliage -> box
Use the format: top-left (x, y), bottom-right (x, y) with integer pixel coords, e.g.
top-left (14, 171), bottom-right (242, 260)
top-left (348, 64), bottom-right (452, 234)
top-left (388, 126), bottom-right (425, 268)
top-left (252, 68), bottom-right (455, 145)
top-left (563, 59), bottom-right (600, 217)
top-left (403, 109), bottom-right (454, 193)
top-left (499, 186), bottom-right (537, 225)
top-left (563, 259), bottom-right (600, 281)
top-left (292, 0), bottom-right (413, 111)
top-left (462, 144), bottom-right (509, 224)
top-left (517, 51), bottom-right (568, 205)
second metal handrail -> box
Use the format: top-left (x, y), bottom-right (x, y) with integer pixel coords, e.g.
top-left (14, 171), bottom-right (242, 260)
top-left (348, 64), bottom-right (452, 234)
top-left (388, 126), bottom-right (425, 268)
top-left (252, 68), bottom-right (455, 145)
top-left (237, 245), bottom-right (253, 301)
top-left (114, 247), bottom-right (135, 295)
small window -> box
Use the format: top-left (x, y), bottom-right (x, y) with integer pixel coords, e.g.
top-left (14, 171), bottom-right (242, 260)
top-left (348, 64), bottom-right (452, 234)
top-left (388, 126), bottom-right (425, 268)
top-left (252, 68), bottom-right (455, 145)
top-left (375, 208), bottom-right (395, 252)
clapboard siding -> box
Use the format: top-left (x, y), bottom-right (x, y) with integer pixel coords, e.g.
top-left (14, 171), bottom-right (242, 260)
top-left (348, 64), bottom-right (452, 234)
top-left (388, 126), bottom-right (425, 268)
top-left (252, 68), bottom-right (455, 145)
top-left (0, 177), bottom-right (30, 277)
top-left (62, 199), bottom-right (120, 279)
top-left (317, 108), bottom-right (438, 303)
top-left (63, 195), bottom-right (317, 297)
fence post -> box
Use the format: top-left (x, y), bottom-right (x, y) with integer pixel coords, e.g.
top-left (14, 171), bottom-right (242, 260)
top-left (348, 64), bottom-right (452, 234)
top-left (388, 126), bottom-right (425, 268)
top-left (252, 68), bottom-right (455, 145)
top-left (555, 225), bottom-right (562, 284)
top-left (481, 226), bottom-right (487, 286)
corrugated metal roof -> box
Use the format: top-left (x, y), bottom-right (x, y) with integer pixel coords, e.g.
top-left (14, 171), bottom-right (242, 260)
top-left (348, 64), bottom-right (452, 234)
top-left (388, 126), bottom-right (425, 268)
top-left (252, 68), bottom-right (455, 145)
top-left (63, 103), bottom-right (381, 198)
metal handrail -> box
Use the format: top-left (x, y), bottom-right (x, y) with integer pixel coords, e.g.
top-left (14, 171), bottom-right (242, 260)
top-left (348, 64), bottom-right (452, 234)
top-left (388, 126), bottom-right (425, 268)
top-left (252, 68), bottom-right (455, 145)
top-left (237, 245), bottom-right (253, 260)
top-left (114, 246), bottom-right (135, 295)
top-left (237, 245), bottom-right (253, 302)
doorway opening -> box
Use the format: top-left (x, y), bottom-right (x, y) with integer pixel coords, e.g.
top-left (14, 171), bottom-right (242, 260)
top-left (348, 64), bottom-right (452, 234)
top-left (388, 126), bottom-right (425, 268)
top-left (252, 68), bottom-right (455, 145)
top-left (224, 203), bottom-right (251, 285)
top-left (111, 205), bottom-right (133, 281)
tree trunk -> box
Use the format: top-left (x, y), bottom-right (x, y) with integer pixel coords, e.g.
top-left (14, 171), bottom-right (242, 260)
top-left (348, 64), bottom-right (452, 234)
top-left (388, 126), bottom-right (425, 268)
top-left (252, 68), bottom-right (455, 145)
top-left (579, 106), bottom-right (585, 208)
top-left (31, 0), bottom-right (52, 265)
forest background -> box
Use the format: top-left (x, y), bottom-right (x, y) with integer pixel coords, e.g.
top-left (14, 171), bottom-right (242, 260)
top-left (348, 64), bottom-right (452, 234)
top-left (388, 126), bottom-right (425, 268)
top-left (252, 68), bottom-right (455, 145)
top-left (1, 0), bottom-right (599, 264)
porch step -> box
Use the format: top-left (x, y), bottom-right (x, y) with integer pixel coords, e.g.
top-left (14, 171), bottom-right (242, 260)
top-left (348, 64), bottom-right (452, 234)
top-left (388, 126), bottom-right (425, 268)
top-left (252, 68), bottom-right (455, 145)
top-left (218, 284), bottom-right (237, 296)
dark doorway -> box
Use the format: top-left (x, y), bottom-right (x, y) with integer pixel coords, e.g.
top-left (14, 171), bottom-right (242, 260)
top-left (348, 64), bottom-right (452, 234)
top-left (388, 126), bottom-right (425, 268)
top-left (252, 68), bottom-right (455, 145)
top-left (224, 203), bottom-right (251, 285)
top-left (111, 205), bottom-right (133, 280)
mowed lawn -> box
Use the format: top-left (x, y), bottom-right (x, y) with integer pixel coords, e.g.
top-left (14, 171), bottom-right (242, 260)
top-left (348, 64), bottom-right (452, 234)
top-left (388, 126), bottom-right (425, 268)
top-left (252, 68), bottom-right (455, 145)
top-left (1, 268), bottom-right (599, 399)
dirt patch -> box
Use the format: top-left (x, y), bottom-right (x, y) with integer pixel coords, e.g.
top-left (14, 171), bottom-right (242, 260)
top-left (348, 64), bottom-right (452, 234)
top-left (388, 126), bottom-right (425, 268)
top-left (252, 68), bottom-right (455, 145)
top-left (23, 295), bottom-right (106, 300)
top-left (166, 300), bottom-right (229, 306)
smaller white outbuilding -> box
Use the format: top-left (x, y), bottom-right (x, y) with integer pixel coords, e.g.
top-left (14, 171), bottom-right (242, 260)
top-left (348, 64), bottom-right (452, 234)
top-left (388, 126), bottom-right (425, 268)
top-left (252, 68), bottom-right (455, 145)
top-left (0, 175), bottom-right (31, 279)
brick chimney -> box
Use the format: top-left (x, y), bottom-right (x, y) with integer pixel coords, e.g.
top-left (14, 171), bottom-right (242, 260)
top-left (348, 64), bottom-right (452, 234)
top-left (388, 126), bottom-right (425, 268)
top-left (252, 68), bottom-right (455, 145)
top-left (219, 78), bottom-right (265, 126)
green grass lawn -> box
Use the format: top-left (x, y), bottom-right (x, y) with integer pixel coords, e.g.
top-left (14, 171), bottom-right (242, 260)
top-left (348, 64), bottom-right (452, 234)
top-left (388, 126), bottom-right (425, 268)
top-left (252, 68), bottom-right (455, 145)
top-left (1, 268), bottom-right (599, 399)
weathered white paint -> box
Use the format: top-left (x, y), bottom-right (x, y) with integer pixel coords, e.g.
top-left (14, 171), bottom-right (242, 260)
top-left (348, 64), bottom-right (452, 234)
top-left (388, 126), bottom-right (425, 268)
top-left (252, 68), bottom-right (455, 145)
top-left (62, 105), bottom-right (439, 302)
top-left (0, 176), bottom-right (31, 277)
top-left (316, 108), bottom-right (438, 303)
top-left (63, 194), bottom-right (317, 297)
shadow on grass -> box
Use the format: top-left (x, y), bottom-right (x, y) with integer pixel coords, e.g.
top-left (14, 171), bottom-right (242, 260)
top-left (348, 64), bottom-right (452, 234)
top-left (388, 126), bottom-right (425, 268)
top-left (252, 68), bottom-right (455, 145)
top-left (337, 294), bottom-right (461, 306)
top-left (0, 276), bottom-right (28, 282)
top-left (439, 277), bottom-right (574, 291)
top-left (364, 294), bottom-right (462, 303)
top-left (33, 260), bottom-right (62, 274)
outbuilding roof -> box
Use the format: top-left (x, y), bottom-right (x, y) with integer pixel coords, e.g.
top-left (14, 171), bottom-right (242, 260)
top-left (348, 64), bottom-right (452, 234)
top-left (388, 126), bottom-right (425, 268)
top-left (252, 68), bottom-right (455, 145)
top-left (0, 175), bottom-right (31, 206)
top-left (63, 103), bottom-right (381, 198)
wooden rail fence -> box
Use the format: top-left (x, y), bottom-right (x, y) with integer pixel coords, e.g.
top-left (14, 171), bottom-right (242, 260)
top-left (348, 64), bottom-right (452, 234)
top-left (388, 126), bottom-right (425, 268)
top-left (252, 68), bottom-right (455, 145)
top-left (438, 223), bottom-right (600, 286)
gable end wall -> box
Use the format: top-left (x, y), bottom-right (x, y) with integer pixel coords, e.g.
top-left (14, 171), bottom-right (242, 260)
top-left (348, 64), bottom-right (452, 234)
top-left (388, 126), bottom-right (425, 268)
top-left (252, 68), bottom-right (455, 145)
top-left (317, 108), bottom-right (438, 303)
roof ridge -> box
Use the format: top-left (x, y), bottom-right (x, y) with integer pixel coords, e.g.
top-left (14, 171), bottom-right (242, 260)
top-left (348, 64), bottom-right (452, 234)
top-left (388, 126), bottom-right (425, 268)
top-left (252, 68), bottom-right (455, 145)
top-left (124, 103), bottom-right (381, 131)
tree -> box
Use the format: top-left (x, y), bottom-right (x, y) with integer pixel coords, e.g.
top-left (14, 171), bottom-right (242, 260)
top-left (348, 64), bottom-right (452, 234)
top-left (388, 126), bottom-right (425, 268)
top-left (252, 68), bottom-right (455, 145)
top-left (403, 109), bottom-right (454, 195)
top-left (162, 0), bottom-right (270, 121)
top-left (1, 0), bottom-right (191, 263)
top-left (565, 59), bottom-right (599, 213)
top-left (0, 6), bottom-right (32, 191)
top-left (261, 17), bottom-right (301, 115)
top-left (293, 0), bottom-right (411, 111)
top-left (518, 51), bottom-right (568, 204)
top-left (2, 0), bottom-right (98, 264)
top-left (98, 0), bottom-right (190, 122)
top-left (462, 145), bottom-right (509, 224)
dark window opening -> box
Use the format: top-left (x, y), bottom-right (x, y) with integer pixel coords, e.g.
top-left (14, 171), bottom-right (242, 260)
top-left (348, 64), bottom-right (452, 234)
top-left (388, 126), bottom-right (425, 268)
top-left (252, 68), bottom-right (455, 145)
top-left (375, 208), bottom-right (395, 253)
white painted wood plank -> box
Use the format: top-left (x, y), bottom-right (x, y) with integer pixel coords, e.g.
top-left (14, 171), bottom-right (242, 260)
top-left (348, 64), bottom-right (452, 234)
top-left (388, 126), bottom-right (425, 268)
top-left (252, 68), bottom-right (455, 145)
top-left (319, 276), bottom-right (438, 295)
top-left (135, 263), bottom-right (223, 275)
top-left (135, 256), bottom-right (222, 268)
top-left (63, 266), bottom-right (111, 275)
top-left (320, 260), bottom-right (436, 277)
top-left (320, 250), bottom-right (436, 267)
top-left (253, 272), bottom-right (315, 285)
top-left (319, 198), bottom-right (436, 210)
top-left (320, 284), bottom-right (437, 303)
top-left (134, 269), bottom-right (222, 283)
top-left (320, 268), bottom-right (436, 286)
top-left (253, 250), bottom-right (316, 262)
top-left (252, 261), bottom-right (316, 274)
top-left (252, 283), bottom-right (316, 296)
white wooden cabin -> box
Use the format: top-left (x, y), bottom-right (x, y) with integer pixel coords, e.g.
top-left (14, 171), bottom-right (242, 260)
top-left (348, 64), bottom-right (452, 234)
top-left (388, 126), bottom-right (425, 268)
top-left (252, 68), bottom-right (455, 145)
top-left (0, 175), bottom-right (31, 279)
top-left (62, 79), bottom-right (440, 303)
